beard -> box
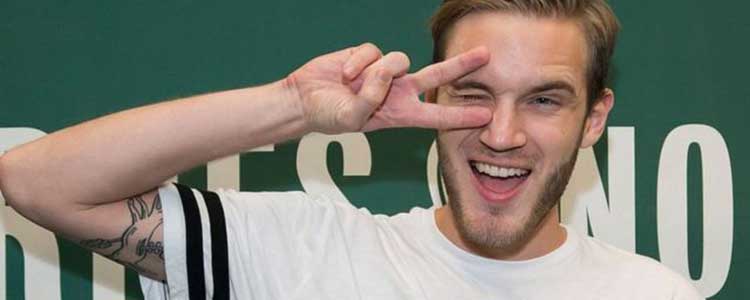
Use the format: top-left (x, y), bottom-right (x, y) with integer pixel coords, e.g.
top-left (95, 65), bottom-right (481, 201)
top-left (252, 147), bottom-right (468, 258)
top-left (437, 138), bottom-right (580, 252)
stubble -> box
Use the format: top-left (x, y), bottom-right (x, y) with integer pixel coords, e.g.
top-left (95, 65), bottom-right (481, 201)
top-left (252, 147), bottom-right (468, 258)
top-left (438, 138), bottom-right (580, 252)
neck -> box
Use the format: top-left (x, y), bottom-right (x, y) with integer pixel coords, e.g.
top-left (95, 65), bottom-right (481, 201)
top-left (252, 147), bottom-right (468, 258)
top-left (435, 205), bottom-right (567, 261)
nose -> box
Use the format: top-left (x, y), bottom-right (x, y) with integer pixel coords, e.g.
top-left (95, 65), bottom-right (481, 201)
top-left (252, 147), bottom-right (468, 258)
top-left (479, 102), bottom-right (527, 152)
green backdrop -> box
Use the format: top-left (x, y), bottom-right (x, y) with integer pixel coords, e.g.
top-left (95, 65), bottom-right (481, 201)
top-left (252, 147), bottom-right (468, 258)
top-left (1, 1), bottom-right (747, 299)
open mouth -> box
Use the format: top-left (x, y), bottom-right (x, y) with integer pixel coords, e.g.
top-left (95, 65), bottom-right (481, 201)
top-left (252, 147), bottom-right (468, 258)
top-left (469, 160), bottom-right (531, 204)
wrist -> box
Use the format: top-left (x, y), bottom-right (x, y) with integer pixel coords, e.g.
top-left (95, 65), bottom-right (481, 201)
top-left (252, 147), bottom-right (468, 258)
top-left (276, 76), bottom-right (313, 136)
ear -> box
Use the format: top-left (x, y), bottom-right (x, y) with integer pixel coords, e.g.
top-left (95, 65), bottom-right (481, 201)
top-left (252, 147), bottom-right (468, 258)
top-left (580, 88), bottom-right (614, 148)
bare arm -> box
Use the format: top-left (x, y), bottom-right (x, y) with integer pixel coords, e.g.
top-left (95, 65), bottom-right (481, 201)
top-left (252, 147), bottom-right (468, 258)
top-left (0, 81), bottom-right (305, 211)
top-left (0, 80), bottom-right (305, 281)
top-left (76, 191), bottom-right (165, 280)
top-left (0, 43), bottom-right (491, 280)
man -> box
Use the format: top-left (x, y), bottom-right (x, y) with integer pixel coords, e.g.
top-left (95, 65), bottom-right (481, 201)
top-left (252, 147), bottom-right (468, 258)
top-left (0, 0), bottom-right (703, 299)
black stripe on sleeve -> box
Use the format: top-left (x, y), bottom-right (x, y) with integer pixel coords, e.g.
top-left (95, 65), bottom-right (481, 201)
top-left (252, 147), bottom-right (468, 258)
top-left (199, 189), bottom-right (230, 300)
top-left (174, 183), bottom-right (206, 300)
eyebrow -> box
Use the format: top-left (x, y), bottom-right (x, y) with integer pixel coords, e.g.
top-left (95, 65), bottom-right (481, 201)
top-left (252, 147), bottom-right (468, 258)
top-left (526, 80), bottom-right (577, 97)
top-left (448, 79), bottom-right (578, 97)
top-left (449, 80), bottom-right (494, 94)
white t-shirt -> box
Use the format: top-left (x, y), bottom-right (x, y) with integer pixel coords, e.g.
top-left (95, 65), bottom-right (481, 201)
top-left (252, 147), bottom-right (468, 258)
top-left (140, 183), bottom-right (704, 299)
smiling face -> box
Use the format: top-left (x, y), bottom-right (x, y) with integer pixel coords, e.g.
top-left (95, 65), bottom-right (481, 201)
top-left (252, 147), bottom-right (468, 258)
top-left (434, 12), bottom-right (613, 259)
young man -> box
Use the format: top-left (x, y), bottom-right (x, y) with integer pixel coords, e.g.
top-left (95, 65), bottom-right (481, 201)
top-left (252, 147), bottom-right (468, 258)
top-left (0, 0), bottom-right (703, 299)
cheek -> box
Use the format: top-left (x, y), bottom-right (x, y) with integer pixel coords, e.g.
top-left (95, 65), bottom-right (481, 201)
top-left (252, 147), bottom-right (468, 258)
top-left (523, 116), bottom-right (582, 163)
top-left (438, 129), bottom-right (478, 152)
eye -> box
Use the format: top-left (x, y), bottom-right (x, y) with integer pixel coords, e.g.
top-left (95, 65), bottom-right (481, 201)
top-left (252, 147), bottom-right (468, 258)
top-left (531, 96), bottom-right (559, 106)
top-left (459, 94), bottom-right (486, 101)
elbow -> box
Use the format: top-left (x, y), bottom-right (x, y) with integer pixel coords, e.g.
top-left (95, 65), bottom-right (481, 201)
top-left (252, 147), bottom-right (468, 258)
top-left (0, 152), bottom-right (19, 208)
top-left (1, 151), bottom-right (82, 231)
top-left (0, 151), bottom-right (35, 212)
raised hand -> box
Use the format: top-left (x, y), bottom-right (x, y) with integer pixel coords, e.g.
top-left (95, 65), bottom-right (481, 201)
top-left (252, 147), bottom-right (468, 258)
top-left (286, 43), bottom-right (492, 134)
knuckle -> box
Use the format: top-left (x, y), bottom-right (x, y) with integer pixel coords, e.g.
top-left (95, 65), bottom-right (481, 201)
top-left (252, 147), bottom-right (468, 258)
top-left (373, 68), bottom-right (392, 83)
top-left (347, 45), bottom-right (359, 56)
top-left (339, 112), bottom-right (363, 132)
top-left (362, 42), bottom-right (382, 57)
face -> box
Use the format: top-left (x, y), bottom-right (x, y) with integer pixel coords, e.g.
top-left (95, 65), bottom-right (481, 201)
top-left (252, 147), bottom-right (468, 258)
top-left (434, 12), bottom-right (613, 254)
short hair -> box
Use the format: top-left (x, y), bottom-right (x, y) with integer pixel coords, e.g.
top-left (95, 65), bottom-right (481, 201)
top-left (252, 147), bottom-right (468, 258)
top-left (430, 0), bottom-right (621, 109)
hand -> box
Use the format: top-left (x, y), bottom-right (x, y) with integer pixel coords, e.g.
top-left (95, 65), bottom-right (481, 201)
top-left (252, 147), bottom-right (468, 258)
top-left (286, 43), bottom-right (492, 134)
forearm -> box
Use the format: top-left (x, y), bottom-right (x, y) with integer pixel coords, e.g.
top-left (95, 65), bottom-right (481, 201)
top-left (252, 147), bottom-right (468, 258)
top-left (0, 79), bottom-right (307, 210)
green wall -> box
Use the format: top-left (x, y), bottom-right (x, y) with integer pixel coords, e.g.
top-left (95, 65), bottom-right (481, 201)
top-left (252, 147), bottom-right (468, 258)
top-left (1, 1), bottom-right (747, 299)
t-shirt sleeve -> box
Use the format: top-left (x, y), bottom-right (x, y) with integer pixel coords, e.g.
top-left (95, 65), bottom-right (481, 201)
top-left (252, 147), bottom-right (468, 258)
top-left (138, 183), bottom-right (370, 299)
top-left (139, 183), bottom-right (218, 299)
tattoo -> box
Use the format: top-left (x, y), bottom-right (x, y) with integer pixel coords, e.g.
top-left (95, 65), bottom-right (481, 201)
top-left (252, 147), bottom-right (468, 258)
top-left (80, 194), bottom-right (164, 277)
top-left (80, 238), bottom-right (114, 248)
top-left (136, 235), bottom-right (164, 258)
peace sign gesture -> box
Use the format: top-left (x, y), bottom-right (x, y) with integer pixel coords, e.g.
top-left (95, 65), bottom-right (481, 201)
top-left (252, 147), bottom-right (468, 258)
top-left (287, 43), bottom-right (492, 134)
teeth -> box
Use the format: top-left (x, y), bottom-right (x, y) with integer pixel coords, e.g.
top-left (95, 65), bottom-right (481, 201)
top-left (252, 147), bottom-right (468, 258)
top-left (473, 162), bottom-right (529, 178)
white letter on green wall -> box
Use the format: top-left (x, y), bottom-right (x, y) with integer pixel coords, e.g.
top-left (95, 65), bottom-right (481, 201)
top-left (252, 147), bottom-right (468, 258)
top-left (561, 127), bottom-right (636, 252)
top-left (297, 133), bottom-right (371, 203)
top-left (657, 124), bottom-right (732, 298)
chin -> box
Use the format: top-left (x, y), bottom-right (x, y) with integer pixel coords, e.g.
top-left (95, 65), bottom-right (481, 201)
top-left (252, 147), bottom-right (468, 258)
top-left (440, 154), bottom-right (575, 251)
top-left (449, 184), bottom-right (545, 250)
top-left (435, 134), bottom-right (580, 252)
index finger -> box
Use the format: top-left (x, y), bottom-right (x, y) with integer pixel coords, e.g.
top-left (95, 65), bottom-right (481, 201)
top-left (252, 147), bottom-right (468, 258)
top-left (408, 47), bottom-right (490, 92)
top-left (408, 102), bottom-right (492, 130)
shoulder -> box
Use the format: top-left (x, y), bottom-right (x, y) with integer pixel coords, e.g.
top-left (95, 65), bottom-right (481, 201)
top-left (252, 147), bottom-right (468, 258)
top-left (213, 188), bottom-right (356, 218)
top-left (574, 232), bottom-right (704, 299)
top-left (577, 234), bottom-right (676, 277)
top-left (380, 206), bottom-right (433, 233)
top-left (160, 184), bottom-right (379, 235)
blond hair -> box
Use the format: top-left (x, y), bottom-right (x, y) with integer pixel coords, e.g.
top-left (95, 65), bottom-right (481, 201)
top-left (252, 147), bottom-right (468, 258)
top-left (430, 0), bottom-right (620, 107)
